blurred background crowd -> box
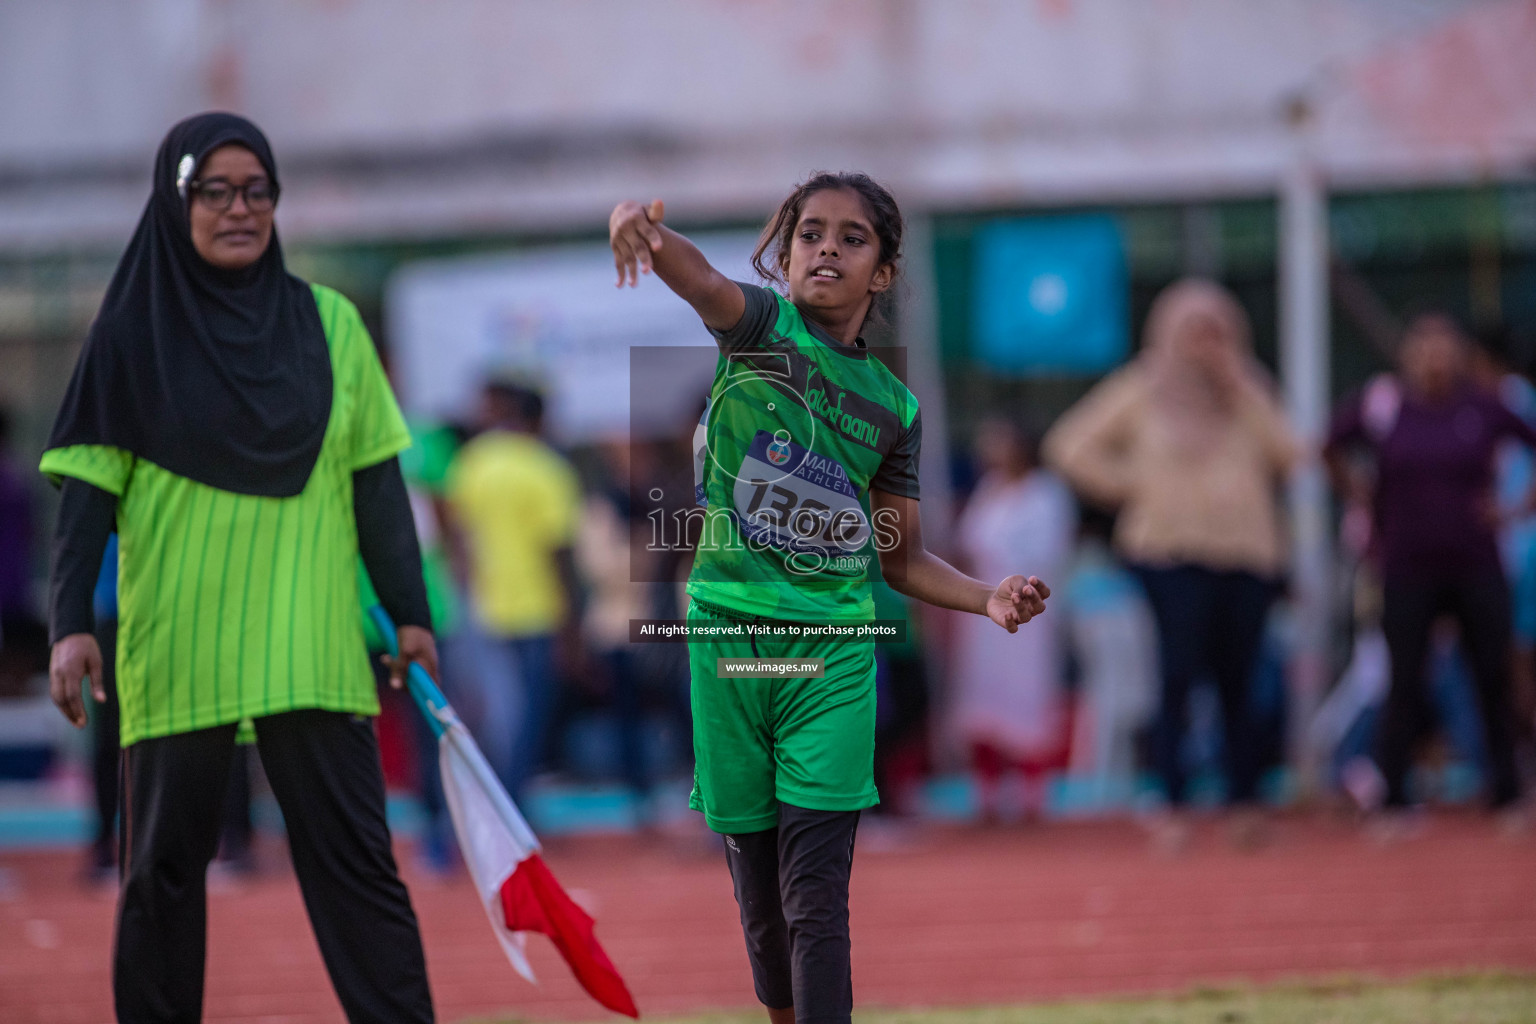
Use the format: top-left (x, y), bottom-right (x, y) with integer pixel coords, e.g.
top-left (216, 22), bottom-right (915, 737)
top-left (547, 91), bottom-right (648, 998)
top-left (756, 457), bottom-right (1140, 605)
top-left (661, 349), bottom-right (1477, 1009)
top-left (1, 0), bottom-right (1535, 876)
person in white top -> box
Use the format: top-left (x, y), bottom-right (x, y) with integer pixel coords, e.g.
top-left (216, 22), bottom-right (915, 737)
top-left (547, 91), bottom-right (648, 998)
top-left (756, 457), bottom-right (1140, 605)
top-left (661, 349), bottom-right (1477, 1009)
top-left (951, 418), bottom-right (1077, 822)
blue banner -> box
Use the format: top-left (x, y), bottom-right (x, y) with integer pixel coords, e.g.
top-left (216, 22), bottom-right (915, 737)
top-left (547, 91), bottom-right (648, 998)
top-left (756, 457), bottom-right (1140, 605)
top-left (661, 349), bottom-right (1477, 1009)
top-left (971, 214), bottom-right (1129, 375)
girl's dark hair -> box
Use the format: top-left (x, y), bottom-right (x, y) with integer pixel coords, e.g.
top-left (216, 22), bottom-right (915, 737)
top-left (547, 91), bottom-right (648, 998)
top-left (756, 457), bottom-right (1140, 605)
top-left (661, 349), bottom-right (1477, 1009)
top-left (751, 171), bottom-right (904, 318)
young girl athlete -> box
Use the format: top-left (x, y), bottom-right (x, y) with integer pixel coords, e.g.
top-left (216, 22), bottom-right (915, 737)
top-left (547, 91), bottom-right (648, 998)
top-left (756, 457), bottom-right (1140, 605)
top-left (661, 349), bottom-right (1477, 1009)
top-left (610, 173), bottom-right (1051, 1024)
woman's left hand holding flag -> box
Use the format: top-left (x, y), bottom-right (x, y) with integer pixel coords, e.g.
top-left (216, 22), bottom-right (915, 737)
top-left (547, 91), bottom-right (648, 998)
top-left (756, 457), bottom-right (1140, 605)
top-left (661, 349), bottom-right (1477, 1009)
top-left (368, 604), bottom-right (639, 1017)
top-left (383, 626), bottom-right (441, 689)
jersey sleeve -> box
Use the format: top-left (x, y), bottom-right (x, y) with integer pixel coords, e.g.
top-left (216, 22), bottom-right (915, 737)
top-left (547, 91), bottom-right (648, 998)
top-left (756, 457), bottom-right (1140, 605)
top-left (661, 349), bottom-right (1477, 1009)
top-left (870, 407), bottom-right (922, 499)
top-left (319, 286), bottom-right (413, 471)
top-left (39, 444), bottom-right (134, 496)
top-left (709, 282), bottom-right (780, 354)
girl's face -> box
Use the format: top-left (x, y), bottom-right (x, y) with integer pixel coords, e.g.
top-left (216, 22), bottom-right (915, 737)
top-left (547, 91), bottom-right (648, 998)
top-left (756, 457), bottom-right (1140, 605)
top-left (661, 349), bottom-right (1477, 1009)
top-left (784, 188), bottom-right (893, 323)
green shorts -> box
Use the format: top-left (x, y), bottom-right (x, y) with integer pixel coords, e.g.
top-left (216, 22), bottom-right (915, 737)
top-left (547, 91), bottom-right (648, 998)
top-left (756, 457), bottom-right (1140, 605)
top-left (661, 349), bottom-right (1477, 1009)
top-left (687, 600), bottom-right (879, 833)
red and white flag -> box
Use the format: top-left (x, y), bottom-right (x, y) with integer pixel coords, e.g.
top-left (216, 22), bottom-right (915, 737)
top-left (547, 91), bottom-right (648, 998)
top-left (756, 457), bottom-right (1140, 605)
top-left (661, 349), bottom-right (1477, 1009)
top-left (437, 712), bottom-right (639, 1017)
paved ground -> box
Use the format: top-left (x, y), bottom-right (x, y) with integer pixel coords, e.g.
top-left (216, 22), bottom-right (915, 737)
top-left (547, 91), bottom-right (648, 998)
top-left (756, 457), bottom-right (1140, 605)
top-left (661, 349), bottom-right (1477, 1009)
top-left (1, 812), bottom-right (1533, 1023)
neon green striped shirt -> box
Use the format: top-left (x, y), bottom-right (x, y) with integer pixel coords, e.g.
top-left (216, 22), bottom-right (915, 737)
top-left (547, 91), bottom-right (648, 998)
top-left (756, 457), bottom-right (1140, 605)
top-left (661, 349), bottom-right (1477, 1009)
top-left (41, 284), bottom-right (411, 746)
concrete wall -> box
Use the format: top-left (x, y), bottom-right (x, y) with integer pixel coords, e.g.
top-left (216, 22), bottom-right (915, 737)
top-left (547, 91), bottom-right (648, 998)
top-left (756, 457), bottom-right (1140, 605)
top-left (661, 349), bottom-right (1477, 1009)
top-left (0, 0), bottom-right (1512, 248)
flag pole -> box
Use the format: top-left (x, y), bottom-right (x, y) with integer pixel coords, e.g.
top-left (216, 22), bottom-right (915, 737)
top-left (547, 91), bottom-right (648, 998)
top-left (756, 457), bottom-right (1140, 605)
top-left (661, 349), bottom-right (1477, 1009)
top-left (367, 606), bottom-right (540, 854)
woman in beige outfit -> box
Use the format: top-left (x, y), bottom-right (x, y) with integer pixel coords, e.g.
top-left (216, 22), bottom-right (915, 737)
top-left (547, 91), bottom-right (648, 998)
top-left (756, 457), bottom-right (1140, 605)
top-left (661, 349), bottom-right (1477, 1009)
top-left (1044, 279), bottom-right (1297, 818)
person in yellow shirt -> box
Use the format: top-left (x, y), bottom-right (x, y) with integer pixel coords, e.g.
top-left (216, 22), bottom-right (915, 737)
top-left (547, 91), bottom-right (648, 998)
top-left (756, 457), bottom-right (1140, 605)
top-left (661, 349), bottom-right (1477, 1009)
top-left (447, 381), bottom-right (582, 803)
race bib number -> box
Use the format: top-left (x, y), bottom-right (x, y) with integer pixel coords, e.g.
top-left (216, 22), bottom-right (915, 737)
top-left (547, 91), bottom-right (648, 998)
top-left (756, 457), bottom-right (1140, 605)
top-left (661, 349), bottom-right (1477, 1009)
top-left (732, 430), bottom-right (870, 555)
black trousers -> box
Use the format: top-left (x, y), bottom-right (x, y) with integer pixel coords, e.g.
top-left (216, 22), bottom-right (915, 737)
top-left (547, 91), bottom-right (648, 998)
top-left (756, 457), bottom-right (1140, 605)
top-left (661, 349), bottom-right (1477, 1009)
top-left (1378, 572), bottom-right (1524, 808)
top-left (724, 803), bottom-right (860, 1024)
top-left (1134, 564), bottom-right (1275, 806)
top-left (115, 709), bottom-right (434, 1023)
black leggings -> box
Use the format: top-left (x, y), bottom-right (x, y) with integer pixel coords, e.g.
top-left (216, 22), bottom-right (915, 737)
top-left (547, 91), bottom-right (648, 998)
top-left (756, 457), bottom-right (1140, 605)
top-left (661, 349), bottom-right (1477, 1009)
top-left (1378, 572), bottom-right (1524, 808)
top-left (724, 803), bottom-right (860, 1024)
top-left (115, 709), bottom-right (434, 1023)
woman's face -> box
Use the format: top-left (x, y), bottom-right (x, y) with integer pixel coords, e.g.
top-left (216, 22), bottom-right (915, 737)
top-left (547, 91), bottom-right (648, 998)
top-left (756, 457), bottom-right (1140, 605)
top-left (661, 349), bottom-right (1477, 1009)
top-left (1173, 310), bottom-right (1234, 376)
top-left (188, 144), bottom-right (274, 271)
top-left (1399, 315), bottom-right (1468, 396)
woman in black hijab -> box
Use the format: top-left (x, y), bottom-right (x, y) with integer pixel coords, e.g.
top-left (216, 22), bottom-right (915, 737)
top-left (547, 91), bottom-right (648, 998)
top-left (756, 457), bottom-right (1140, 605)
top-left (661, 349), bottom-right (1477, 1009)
top-left (45, 113), bottom-right (438, 1023)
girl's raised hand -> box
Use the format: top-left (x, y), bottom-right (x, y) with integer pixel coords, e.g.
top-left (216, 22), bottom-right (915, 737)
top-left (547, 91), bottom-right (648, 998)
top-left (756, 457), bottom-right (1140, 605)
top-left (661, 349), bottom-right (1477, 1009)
top-left (609, 199), bottom-right (665, 287)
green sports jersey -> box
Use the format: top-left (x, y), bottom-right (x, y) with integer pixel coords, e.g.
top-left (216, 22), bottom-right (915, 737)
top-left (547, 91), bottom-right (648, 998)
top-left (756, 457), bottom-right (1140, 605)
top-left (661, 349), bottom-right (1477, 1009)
top-left (686, 284), bottom-right (921, 623)
top-left (40, 283), bottom-right (411, 746)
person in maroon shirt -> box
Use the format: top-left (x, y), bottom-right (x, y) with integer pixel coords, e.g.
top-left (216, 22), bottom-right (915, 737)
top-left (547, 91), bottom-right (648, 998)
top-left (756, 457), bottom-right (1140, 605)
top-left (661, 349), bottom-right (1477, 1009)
top-left (1325, 312), bottom-right (1535, 813)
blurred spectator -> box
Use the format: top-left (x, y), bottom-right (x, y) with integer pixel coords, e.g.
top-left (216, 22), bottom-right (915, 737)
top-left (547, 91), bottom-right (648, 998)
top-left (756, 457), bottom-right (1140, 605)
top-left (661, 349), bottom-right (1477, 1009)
top-left (870, 575), bottom-right (929, 819)
top-left (398, 418), bottom-right (468, 871)
top-left (0, 406), bottom-right (46, 693)
top-left (368, 352), bottom-right (468, 870)
top-left (1044, 278), bottom-right (1296, 843)
top-left (1059, 508), bottom-right (1158, 810)
top-left (0, 407), bottom-right (29, 616)
top-left (950, 417), bottom-right (1075, 822)
top-left (1324, 312), bottom-right (1534, 815)
top-left (87, 534), bottom-right (119, 881)
top-left (1470, 323), bottom-right (1536, 580)
top-left (575, 441), bottom-right (658, 820)
top-left (1470, 324), bottom-right (1536, 767)
top-left (628, 435), bottom-right (698, 776)
top-left (446, 381), bottom-right (582, 805)
top-left (1312, 569), bottom-right (1391, 801)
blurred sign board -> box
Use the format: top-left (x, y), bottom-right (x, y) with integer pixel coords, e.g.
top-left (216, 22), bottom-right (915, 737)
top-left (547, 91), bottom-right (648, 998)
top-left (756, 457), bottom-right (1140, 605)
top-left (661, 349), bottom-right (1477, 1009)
top-left (970, 214), bottom-right (1129, 375)
top-left (386, 234), bottom-right (759, 442)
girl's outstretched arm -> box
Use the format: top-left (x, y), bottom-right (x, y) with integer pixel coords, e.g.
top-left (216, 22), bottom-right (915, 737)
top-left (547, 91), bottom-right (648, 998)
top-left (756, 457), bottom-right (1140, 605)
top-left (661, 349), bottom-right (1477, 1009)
top-left (870, 489), bottom-right (1050, 633)
top-left (610, 199), bottom-right (745, 331)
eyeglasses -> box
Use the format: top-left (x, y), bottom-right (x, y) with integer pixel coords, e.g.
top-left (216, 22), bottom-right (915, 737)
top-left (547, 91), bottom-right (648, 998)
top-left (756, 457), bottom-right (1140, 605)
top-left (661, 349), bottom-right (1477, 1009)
top-left (189, 178), bottom-right (278, 213)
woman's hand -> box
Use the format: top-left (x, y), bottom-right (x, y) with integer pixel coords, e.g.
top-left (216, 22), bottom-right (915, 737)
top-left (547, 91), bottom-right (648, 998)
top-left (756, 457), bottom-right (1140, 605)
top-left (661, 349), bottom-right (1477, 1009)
top-left (609, 199), bottom-right (665, 287)
top-left (381, 625), bottom-right (440, 688)
top-left (49, 633), bottom-right (105, 728)
top-left (985, 575), bottom-right (1051, 634)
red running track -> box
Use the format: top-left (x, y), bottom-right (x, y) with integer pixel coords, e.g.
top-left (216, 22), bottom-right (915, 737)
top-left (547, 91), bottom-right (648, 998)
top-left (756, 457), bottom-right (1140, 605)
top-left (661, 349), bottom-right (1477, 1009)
top-left (1, 813), bottom-right (1533, 1023)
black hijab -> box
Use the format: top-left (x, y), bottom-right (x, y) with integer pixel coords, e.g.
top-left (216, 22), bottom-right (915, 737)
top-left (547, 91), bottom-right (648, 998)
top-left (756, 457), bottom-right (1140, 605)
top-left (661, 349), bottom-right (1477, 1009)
top-left (48, 112), bottom-right (332, 498)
